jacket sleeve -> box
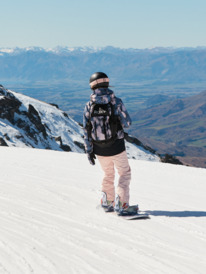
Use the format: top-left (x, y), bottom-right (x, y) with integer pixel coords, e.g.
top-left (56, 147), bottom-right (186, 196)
top-left (116, 98), bottom-right (132, 128)
top-left (83, 103), bottom-right (93, 154)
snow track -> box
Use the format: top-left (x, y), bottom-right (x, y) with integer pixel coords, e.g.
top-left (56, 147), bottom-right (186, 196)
top-left (0, 147), bottom-right (206, 273)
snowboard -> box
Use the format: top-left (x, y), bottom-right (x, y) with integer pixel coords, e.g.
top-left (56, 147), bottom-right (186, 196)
top-left (117, 212), bottom-right (150, 220)
top-left (117, 205), bottom-right (149, 220)
top-left (99, 204), bottom-right (150, 220)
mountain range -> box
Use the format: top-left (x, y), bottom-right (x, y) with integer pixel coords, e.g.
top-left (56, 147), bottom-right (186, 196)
top-left (1, 46), bottom-right (206, 85)
top-left (130, 90), bottom-right (206, 167)
top-left (1, 46), bottom-right (206, 124)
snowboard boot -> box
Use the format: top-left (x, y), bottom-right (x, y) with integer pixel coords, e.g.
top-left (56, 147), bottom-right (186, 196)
top-left (101, 192), bottom-right (114, 212)
top-left (114, 194), bottom-right (128, 211)
top-left (114, 194), bottom-right (139, 216)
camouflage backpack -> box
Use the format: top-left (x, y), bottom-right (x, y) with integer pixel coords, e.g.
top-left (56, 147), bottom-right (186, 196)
top-left (86, 102), bottom-right (121, 147)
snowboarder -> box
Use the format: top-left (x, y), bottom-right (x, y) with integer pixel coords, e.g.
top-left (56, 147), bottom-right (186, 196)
top-left (83, 72), bottom-right (132, 212)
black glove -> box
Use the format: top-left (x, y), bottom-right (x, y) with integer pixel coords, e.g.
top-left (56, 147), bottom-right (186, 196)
top-left (87, 152), bottom-right (96, 165)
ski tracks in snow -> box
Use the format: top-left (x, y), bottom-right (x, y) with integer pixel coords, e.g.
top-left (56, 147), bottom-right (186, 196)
top-left (0, 147), bottom-right (206, 273)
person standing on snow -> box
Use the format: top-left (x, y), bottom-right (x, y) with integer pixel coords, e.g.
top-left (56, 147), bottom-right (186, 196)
top-left (83, 72), bottom-right (132, 212)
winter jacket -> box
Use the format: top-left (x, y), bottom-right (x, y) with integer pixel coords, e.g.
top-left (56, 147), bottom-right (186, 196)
top-left (83, 88), bottom-right (132, 155)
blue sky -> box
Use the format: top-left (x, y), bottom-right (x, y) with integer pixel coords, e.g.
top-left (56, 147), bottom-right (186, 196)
top-left (1, 0), bottom-right (206, 49)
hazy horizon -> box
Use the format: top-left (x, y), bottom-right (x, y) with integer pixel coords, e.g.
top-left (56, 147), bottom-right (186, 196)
top-left (1, 0), bottom-right (206, 49)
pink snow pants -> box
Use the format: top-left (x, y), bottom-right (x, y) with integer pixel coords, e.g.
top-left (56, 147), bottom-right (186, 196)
top-left (97, 151), bottom-right (131, 203)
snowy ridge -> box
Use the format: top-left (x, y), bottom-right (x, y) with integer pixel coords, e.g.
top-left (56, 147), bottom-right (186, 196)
top-left (1, 46), bottom-right (205, 55)
top-left (125, 141), bottom-right (159, 162)
top-left (12, 90), bottom-right (84, 152)
top-left (0, 46), bottom-right (102, 55)
top-left (0, 86), bottom-right (84, 152)
top-left (0, 147), bottom-right (206, 273)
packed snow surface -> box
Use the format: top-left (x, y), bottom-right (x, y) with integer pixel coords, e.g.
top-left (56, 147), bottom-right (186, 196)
top-left (0, 147), bottom-right (206, 274)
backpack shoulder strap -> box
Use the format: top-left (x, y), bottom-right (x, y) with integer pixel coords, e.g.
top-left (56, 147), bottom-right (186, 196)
top-left (85, 101), bottom-right (94, 138)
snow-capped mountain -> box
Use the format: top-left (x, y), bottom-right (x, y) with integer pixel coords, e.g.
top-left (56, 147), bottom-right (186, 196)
top-left (1, 45), bottom-right (205, 55)
top-left (1, 46), bottom-right (206, 85)
top-left (0, 147), bottom-right (205, 273)
top-left (0, 85), bottom-right (159, 161)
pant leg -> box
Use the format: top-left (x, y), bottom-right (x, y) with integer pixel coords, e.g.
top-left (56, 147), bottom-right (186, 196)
top-left (97, 155), bottom-right (115, 202)
top-left (113, 151), bottom-right (131, 204)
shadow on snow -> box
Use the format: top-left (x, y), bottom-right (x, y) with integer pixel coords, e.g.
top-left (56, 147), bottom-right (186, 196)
top-left (145, 210), bottom-right (206, 218)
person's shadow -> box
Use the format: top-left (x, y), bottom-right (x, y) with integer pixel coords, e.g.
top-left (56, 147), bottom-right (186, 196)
top-left (145, 210), bottom-right (206, 217)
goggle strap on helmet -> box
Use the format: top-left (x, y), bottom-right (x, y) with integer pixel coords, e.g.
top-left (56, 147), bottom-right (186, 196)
top-left (90, 77), bottom-right (109, 89)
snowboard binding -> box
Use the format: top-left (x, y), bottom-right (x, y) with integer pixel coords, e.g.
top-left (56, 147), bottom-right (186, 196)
top-left (101, 192), bottom-right (114, 212)
top-left (101, 192), bottom-right (139, 215)
top-left (114, 194), bottom-right (139, 216)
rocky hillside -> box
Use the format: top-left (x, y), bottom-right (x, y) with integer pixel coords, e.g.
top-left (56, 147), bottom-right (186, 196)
top-left (130, 90), bottom-right (206, 167)
top-left (0, 85), bottom-right (84, 152)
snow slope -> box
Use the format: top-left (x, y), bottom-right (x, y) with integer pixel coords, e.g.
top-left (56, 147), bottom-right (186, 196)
top-left (0, 147), bottom-right (206, 274)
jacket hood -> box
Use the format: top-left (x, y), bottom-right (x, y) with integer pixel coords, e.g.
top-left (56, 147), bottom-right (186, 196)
top-left (90, 88), bottom-right (115, 104)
